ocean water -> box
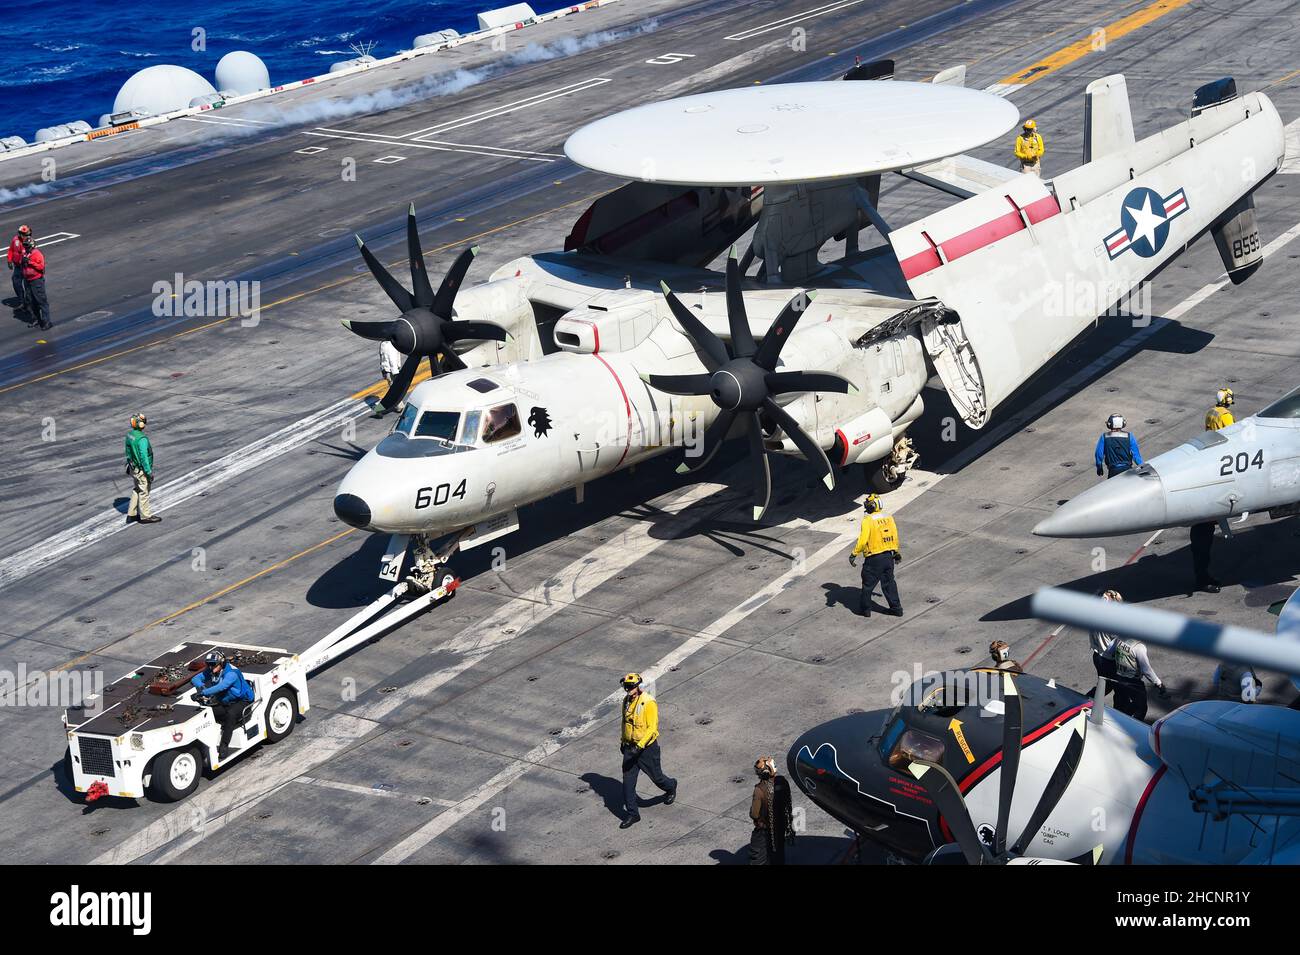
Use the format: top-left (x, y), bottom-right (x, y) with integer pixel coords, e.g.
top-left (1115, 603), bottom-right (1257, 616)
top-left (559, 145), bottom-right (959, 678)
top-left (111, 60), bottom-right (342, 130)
top-left (2, 0), bottom-right (482, 141)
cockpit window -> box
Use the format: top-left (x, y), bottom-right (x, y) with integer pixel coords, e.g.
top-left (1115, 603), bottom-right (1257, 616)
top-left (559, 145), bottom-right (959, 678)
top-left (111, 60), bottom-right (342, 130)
top-left (460, 410), bottom-right (482, 446)
top-left (482, 403), bottom-right (521, 443)
top-left (415, 411), bottom-right (461, 442)
top-left (393, 404), bottom-right (419, 436)
top-left (1259, 387), bottom-right (1300, 420)
top-left (885, 728), bottom-right (946, 772)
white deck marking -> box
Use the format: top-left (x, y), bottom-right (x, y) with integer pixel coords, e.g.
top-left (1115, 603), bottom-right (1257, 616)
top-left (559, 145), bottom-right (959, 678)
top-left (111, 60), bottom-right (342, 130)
top-left (373, 155), bottom-right (407, 164)
top-left (314, 127), bottom-right (561, 157)
top-left (401, 77), bottom-right (611, 139)
top-left (295, 145), bottom-right (328, 155)
top-left (301, 130), bottom-right (556, 162)
top-left (0, 396), bottom-right (369, 592)
top-left (296, 775), bottom-right (457, 806)
top-left (91, 712), bottom-right (376, 864)
top-left (723, 0), bottom-right (869, 40)
top-left (354, 479), bottom-right (737, 722)
top-left (35, 231), bottom-right (79, 247)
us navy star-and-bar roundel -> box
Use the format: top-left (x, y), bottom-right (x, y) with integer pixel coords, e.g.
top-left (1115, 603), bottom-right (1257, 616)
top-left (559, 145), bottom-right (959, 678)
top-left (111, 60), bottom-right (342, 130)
top-left (1103, 185), bottom-right (1190, 259)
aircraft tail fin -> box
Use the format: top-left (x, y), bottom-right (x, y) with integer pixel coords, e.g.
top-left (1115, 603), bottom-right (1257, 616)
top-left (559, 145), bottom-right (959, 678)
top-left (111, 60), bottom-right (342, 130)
top-left (841, 57), bottom-right (893, 81)
top-left (1082, 74), bottom-right (1135, 163)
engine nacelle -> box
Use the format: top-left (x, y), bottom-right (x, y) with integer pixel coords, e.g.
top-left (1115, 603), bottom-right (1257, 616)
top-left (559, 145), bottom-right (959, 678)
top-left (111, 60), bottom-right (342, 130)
top-left (833, 407), bottom-right (894, 466)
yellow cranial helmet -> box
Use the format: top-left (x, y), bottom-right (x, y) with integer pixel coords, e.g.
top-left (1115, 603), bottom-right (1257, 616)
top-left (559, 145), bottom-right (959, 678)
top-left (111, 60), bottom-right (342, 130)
top-left (864, 494), bottom-right (882, 513)
top-left (620, 672), bottom-right (643, 690)
top-left (1217, 388), bottom-right (1234, 406)
top-left (1023, 118), bottom-right (1037, 131)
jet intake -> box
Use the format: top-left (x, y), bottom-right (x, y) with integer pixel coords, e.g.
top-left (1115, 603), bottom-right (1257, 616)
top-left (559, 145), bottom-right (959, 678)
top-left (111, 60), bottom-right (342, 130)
top-left (1211, 193), bottom-right (1263, 285)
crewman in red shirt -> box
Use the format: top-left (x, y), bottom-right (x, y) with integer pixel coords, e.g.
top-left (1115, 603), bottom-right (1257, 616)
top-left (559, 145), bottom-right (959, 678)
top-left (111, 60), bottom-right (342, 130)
top-left (7, 224), bottom-right (31, 311)
top-left (19, 233), bottom-right (51, 330)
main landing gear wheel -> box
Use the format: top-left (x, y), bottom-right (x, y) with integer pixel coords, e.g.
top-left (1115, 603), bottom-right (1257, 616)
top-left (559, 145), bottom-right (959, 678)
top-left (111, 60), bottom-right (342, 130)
top-left (868, 462), bottom-right (906, 493)
top-left (264, 688), bottom-right (297, 743)
top-left (149, 747), bottom-right (202, 802)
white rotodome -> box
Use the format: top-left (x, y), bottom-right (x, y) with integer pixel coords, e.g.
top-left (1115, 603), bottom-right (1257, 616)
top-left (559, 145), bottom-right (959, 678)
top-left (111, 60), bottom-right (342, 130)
top-left (215, 51), bottom-right (270, 96)
top-left (113, 65), bottom-right (216, 116)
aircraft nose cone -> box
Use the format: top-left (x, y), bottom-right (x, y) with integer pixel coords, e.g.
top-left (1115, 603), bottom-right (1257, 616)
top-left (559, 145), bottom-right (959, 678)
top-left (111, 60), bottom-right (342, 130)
top-left (1033, 469), bottom-right (1166, 538)
top-left (333, 493), bottom-right (372, 529)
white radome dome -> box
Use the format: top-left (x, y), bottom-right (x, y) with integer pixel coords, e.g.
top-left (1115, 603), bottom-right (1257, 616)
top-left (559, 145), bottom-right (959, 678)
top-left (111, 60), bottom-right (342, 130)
top-left (113, 65), bottom-right (217, 117)
top-left (215, 51), bottom-right (270, 96)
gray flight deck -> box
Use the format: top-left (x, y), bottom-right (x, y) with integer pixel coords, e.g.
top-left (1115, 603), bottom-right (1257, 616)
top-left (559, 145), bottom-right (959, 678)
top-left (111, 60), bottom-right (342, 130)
top-left (1, 0), bottom-right (1299, 864)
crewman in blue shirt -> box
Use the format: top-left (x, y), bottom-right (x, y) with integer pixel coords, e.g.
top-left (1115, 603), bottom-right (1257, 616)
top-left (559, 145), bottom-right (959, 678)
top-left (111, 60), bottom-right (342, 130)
top-left (1094, 413), bottom-right (1143, 478)
top-left (191, 650), bottom-right (256, 760)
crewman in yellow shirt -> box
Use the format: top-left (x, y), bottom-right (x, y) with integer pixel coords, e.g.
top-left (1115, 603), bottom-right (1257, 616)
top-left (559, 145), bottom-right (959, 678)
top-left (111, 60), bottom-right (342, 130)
top-left (618, 672), bottom-right (677, 829)
top-left (1014, 119), bottom-right (1045, 176)
top-left (1205, 388), bottom-right (1235, 430)
top-left (849, 494), bottom-right (903, 617)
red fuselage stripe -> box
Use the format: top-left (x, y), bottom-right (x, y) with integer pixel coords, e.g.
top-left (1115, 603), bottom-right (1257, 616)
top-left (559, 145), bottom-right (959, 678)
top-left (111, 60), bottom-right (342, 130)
top-left (899, 195), bottom-right (1062, 280)
top-left (1124, 764), bottom-right (1167, 865)
top-left (594, 353), bottom-right (632, 468)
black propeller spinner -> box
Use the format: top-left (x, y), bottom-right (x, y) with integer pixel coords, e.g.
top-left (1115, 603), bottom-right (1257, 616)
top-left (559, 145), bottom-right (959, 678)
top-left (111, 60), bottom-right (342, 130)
top-left (342, 204), bottom-right (509, 414)
top-left (907, 671), bottom-right (1095, 865)
top-left (641, 253), bottom-right (855, 521)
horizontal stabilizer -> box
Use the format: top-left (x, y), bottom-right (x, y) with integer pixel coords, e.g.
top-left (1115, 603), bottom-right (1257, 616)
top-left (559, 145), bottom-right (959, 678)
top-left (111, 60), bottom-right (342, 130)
top-left (1212, 193), bottom-right (1263, 285)
top-left (1083, 74), bottom-right (1135, 163)
top-left (902, 153), bottom-right (1019, 198)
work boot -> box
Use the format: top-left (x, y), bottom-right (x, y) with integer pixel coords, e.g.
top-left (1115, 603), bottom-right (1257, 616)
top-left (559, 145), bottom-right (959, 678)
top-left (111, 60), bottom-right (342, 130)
top-left (217, 745), bottom-right (232, 761)
top-left (125, 514), bottom-right (138, 524)
top-left (138, 515), bottom-right (162, 524)
top-left (619, 815), bottom-right (640, 830)
top-left (664, 788), bottom-right (677, 806)
top-left (886, 607), bottom-right (904, 617)
top-left (1200, 581), bottom-right (1221, 594)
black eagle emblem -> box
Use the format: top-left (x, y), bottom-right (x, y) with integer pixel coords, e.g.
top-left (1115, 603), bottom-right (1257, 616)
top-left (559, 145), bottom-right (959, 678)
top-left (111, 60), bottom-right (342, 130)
top-left (528, 406), bottom-right (552, 438)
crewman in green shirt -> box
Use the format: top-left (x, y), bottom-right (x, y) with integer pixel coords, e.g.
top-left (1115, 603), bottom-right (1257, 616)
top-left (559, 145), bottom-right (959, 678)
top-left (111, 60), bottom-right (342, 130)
top-left (125, 413), bottom-right (161, 524)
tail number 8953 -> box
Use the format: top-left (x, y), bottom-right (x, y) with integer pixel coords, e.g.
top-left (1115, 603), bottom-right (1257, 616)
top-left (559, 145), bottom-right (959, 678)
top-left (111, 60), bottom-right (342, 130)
top-left (415, 480), bottom-right (467, 509)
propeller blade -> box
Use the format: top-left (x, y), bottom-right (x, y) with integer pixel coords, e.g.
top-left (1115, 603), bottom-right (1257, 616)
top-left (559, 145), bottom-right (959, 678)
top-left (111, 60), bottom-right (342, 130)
top-left (660, 281), bottom-right (729, 370)
top-left (431, 246), bottom-right (477, 318)
top-left (355, 236), bottom-right (414, 313)
top-left (906, 760), bottom-right (991, 866)
top-left (407, 204), bottom-right (435, 309)
top-left (443, 320), bottom-right (509, 344)
top-left (762, 397), bottom-right (835, 491)
top-left (1009, 715), bottom-right (1087, 857)
top-left (753, 289), bottom-right (816, 371)
top-left (746, 412), bottom-right (772, 521)
top-left (994, 672), bottom-right (1023, 858)
top-left (341, 319), bottom-right (397, 342)
top-left (379, 352), bottom-right (421, 413)
top-left (436, 350), bottom-right (467, 374)
top-left (677, 408), bottom-right (735, 474)
top-left (725, 251), bottom-right (756, 358)
top-left (765, 370), bottom-right (855, 396)
top-left (641, 372), bottom-right (713, 396)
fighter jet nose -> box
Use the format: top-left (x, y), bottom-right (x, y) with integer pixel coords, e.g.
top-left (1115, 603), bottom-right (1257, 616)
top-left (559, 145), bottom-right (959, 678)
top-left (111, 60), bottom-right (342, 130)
top-left (1033, 469), bottom-right (1166, 538)
top-left (333, 493), bottom-right (372, 529)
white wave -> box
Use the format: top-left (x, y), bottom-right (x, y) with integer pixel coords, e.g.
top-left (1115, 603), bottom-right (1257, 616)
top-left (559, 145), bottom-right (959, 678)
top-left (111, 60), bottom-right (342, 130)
top-left (196, 18), bottom-right (661, 134)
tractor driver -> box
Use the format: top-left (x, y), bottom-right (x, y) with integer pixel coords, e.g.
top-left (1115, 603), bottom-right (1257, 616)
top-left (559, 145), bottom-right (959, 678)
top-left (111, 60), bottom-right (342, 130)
top-left (190, 650), bottom-right (256, 760)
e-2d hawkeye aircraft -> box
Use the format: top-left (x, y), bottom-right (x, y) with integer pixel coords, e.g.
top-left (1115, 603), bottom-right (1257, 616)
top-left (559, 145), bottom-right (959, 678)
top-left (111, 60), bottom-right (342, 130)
top-left (1034, 385), bottom-right (1300, 538)
top-left (332, 69), bottom-right (1285, 589)
top-left (788, 587), bottom-right (1300, 864)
